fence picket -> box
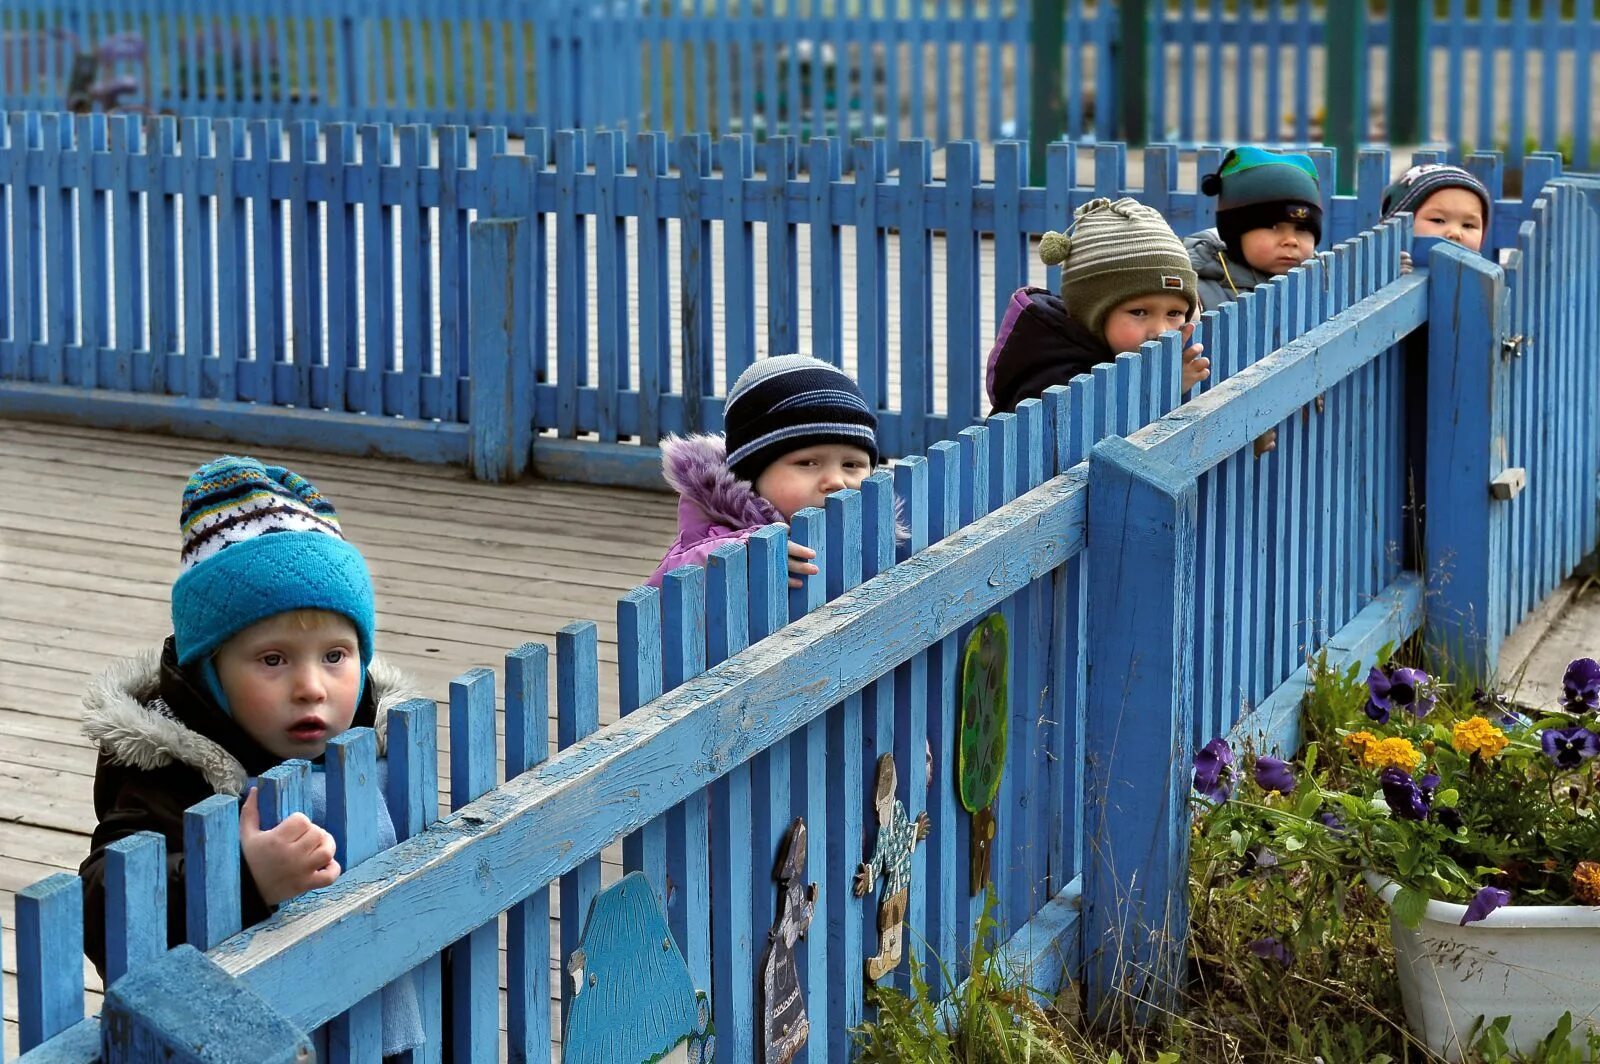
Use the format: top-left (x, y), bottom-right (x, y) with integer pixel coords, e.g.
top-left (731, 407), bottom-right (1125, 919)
top-left (448, 667), bottom-right (498, 1063)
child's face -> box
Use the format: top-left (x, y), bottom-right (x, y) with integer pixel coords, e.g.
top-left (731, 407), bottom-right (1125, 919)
top-left (1102, 293), bottom-right (1192, 356)
top-left (215, 611), bottom-right (362, 760)
top-left (1240, 222), bottom-right (1317, 275)
top-left (755, 444), bottom-right (874, 522)
top-left (1411, 188), bottom-right (1485, 251)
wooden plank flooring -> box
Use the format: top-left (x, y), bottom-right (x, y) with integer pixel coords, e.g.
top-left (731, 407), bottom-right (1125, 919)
top-left (0, 419), bottom-right (678, 1058)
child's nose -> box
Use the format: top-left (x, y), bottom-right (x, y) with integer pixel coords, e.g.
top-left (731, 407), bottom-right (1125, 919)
top-left (292, 664), bottom-right (326, 701)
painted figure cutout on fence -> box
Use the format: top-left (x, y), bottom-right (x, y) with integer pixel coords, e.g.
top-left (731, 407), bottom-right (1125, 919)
top-left (958, 614), bottom-right (1010, 895)
top-left (760, 818), bottom-right (817, 1064)
top-left (854, 754), bottom-right (932, 981)
top-left (564, 871), bottom-right (715, 1064)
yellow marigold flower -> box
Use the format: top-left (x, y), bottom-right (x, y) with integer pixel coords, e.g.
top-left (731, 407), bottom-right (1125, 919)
top-left (1343, 731), bottom-right (1378, 758)
top-left (1574, 861), bottom-right (1600, 906)
top-left (1361, 737), bottom-right (1423, 773)
top-left (1452, 716), bottom-right (1509, 760)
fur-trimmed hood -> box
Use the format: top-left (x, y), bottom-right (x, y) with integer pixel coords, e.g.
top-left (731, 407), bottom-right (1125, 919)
top-left (82, 647), bottom-right (420, 796)
top-left (661, 433), bottom-right (910, 542)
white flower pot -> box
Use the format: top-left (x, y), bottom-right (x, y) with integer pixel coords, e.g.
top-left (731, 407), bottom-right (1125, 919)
top-left (1365, 873), bottom-right (1600, 1060)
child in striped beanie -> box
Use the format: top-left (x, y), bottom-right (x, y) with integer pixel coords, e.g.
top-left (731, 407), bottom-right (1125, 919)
top-left (652, 354), bottom-right (882, 588)
top-left (1382, 163), bottom-right (1492, 259)
top-left (78, 456), bottom-right (423, 1054)
top-left (986, 196), bottom-right (1208, 415)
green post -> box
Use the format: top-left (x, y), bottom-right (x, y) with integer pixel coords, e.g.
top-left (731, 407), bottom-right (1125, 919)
top-left (1118, 0), bottom-right (1152, 148)
top-left (1029, 0), bottom-right (1066, 186)
top-left (1324, 6), bottom-right (1367, 194)
top-left (1387, 0), bottom-right (1431, 146)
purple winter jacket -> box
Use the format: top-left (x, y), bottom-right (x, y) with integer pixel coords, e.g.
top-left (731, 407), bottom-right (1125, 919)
top-left (648, 434), bottom-right (785, 588)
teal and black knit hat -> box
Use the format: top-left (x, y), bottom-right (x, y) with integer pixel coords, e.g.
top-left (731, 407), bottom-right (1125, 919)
top-left (1201, 147), bottom-right (1323, 262)
top-left (170, 457), bottom-right (376, 681)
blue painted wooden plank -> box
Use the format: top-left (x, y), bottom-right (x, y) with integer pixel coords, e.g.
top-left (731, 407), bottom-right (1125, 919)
top-left (944, 140), bottom-right (979, 434)
top-left (16, 874), bottom-right (85, 1051)
top-left (1205, 0), bottom-right (1224, 142)
top-left (210, 120), bottom-right (245, 403)
top-left (325, 728), bottom-right (383, 1064)
top-left (730, 529), bottom-right (784, 936)
top-left (721, 134), bottom-right (757, 390)
top-left (396, 125), bottom-right (427, 421)
top-left (468, 216), bottom-right (532, 482)
top-left (1083, 435), bottom-right (1197, 1019)
top-left (659, 569), bottom-right (714, 1004)
top-left (853, 137), bottom-right (889, 441)
top-left (434, 127), bottom-right (467, 420)
top-left (680, 133), bottom-right (714, 434)
top-left (637, 132), bottom-right (669, 446)
top-left (1575, 10), bottom-right (1594, 169)
top-left (592, 130), bottom-right (625, 444)
top-left (357, 125), bottom-right (388, 415)
top-left (1093, 141), bottom-right (1125, 203)
top-left (447, 666), bottom-right (498, 1064)
top-left (993, 140), bottom-right (1026, 332)
top-left (184, 792), bottom-right (242, 952)
top-left (555, 621), bottom-right (604, 1034)
top-left (821, 489), bottom-right (866, 1054)
top-left (703, 540), bottom-right (755, 1064)
top-left (1016, 399), bottom-right (1049, 916)
top-left (504, 643), bottom-right (552, 1064)
top-left (385, 698), bottom-right (442, 1064)
top-left (72, 116), bottom-right (102, 390)
top-left (247, 122), bottom-right (279, 406)
top-left (922, 440), bottom-right (964, 975)
top-left (104, 115), bottom-right (137, 392)
top-left (618, 587), bottom-right (669, 903)
top-left (1444, 0), bottom-right (1466, 158)
top-left (553, 130), bottom-right (586, 440)
top-left (321, 125), bottom-right (356, 412)
top-left (99, 832), bottom-right (166, 988)
top-left (898, 139), bottom-right (932, 455)
top-left (766, 137), bottom-right (799, 357)
top-left (806, 137), bottom-right (841, 368)
top-left (1509, 0), bottom-right (1529, 168)
top-left (3, 115), bottom-right (34, 381)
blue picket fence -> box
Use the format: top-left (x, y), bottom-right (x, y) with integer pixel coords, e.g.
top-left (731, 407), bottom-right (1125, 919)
top-left (8, 168), bottom-right (1599, 1059)
top-left (0, 112), bottom-right (1575, 483)
top-left (3, 3), bottom-right (1597, 166)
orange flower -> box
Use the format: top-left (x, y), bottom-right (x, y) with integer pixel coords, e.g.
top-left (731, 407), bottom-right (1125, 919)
top-left (1452, 716), bottom-right (1509, 760)
top-left (1574, 862), bottom-right (1600, 905)
top-left (1343, 731), bottom-right (1379, 758)
top-left (1362, 737), bottom-right (1423, 773)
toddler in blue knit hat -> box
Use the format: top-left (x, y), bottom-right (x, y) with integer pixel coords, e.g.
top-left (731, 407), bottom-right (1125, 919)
top-left (79, 456), bottom-right (422, 1053)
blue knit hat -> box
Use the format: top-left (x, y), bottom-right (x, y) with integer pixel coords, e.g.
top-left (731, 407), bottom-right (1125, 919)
top-left (723, 355), bottom-right (879, 483)
top-left (170, 457), bottom-right (376, 683)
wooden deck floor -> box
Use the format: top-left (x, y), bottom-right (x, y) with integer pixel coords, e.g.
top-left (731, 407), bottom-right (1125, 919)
top-left (0, 419), bottom-right (680, 1058)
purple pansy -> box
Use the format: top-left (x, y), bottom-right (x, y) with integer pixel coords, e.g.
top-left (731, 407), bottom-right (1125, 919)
top-left (1380, 767), bottom-right (1431, 821)
top-left (1563, 658), bottom-right (1600, 710)
top-left (1367, 663), bottom-right (1436, 721)
top-left (1192, 738), bottom-right (1236, 802)
top-left (1248, 936), bottom-right (1294, 968)
top-left (1541, 726), bottom-right (1600, 770)
top-left (1317, 809), bottom-right (1348, 836)
top-left (1254, 756), bottom-right (1297, 796)
top-left (1459, 886), bottom-right (1512, 926)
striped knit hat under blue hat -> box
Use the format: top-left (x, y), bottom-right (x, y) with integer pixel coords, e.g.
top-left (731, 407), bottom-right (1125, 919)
top-left (723, 355), bottom-right (879, 484)
top-left (170, 457), bottom-right (376, 708)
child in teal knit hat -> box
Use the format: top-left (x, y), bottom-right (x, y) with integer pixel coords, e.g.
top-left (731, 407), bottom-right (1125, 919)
top-left (1186, 146), bottom-right (1323, 310)
top-left (78, 456), bottom-right (423, 1054)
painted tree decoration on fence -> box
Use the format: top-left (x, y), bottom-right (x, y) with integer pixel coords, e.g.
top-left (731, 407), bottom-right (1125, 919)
top-left (760, 818), bottom-right (817, 1064)
top-left (854, 754), bottom-right (932, 982)
top-left (564, 871), bottom-right (715, 1064)
top-left (958, 613), bottom-right (1009, 895)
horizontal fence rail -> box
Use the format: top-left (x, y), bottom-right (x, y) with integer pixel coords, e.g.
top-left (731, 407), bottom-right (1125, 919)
top-left (0, 112), bottom-right (1573, 482)
top-left (8, 176), bottom-right (1600, 1060)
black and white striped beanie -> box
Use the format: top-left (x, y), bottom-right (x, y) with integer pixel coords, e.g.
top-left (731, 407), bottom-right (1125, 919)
top-left (723, 355), bottom-right (879, 484)
top-left (1039, 197), bottom-right (1198, 336)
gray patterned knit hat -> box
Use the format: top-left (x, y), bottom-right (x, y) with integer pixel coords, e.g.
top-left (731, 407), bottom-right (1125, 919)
top-left (1039, 197), bottom-right (1198, 337)
top-left (1381, 163), bottom-right (1492, 226)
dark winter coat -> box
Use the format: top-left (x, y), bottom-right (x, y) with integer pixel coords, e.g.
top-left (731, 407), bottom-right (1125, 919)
top-left (78, 638), bottom-right (416, 979)
top-left (1184, 228), bottom-right (1280, 311)
top-left (984, 286), bottom-right (1115, 415)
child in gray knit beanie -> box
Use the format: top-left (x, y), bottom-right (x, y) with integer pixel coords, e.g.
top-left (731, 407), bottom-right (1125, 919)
top-left (985, 197), bottom-right (1209, 415)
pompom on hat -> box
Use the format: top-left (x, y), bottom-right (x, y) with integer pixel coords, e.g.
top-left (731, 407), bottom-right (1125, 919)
top-left (170, 456), bottom-right (376, 676)
top-left (1037, 197), bottom-right (1198, 336)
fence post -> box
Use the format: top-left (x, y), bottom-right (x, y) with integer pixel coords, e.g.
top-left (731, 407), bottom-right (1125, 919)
top-left (101, 945), bottom-right (313, 1063)
top-left (1387, 0), bottom-right (1431, 146)
top-left (1325, 7), bottom-right (1367, 194)
top-left (1423, 242), bottom-right (1508, 677)
top-left (1116, 0), bottom-right (1152, 148)
top-left (468, 217), bottom-right (532, 482)
top-left (1082, 436), bottom-right (1197, 1021)
top-left (1028, 0), bottom-right (1066, 186)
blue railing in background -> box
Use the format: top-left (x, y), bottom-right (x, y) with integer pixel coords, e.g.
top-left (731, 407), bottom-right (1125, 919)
top-left (3, 3), bottom-right (1596, 167)
top-left (0, 113), bottom-right (1573, 478)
